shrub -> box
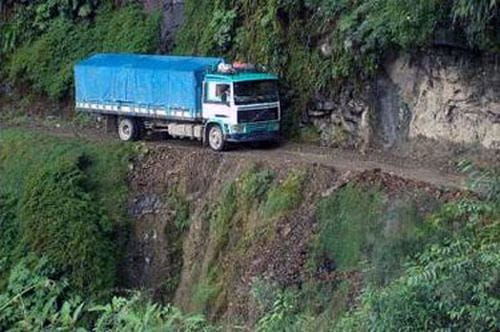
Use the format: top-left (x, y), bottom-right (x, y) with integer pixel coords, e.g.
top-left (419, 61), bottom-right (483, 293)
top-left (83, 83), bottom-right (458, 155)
top-left (312, 184), bottom-right (383, 271)
top-left (263, 171), bottom-right (305, 219)
top-left (0, 259), bottom-right (217, 331)
top-left (0, 194), bottom-right (18, 289)
top-left (337, 196), bottom-right (500, 331)
top-left (337, 233), bottom-right (500, 331)
top-left (6, 4), bottom-right (160, 98)
top-left (255, 289), bottom-right (308, 332)
top-left (0, 129), bottom-right (133, 297)
top-left (91, 294), bottom-right (216, 332)
top-left (19, 152), bottom-right (116, 295)
top-left (0, 257), bottom-right (72, 331)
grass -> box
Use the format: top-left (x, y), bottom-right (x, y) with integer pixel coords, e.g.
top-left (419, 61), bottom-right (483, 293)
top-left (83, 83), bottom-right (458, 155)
top-left (312, 184), bottom-right (383, 271)
top-left (209, 182), bottom-right (238, 255)
top-left (166, 186), bottom-right (191, 232)
top-left (311, 184), bottom-right (447, 284)
top-left (193, 165), bottom-right (300, 315)
top-left (0, 129), bottom-right (134, 297)
top-left (262, 171), bottom-right (305, 219)
top-left (238, 166), bottom-right (275, 213)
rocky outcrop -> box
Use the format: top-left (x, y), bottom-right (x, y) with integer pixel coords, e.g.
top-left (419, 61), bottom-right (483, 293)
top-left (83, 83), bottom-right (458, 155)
top-left (388, 52), bottom-right (500, 150)
top-left (309, 50), bottom-right (500, 152)
top-left (309, 85), bottom-right (373, 150)
top-left (142, 0), bottom-right (185, 51)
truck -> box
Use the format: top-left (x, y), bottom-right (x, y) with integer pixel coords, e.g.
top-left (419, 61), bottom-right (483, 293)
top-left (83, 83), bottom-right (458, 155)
top-left (74, 54), bottom-right (281, 151)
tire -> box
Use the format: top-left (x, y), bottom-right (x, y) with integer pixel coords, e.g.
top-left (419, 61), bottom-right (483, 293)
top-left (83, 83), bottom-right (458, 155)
top-left (208, 125), bottom-right (226, 151)
top-left (118, 118), bottom-right (138, 141)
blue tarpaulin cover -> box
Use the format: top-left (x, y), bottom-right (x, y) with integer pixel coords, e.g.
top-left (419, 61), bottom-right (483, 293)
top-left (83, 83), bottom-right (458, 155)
top-left (74, 53), bottom-right (224, 115)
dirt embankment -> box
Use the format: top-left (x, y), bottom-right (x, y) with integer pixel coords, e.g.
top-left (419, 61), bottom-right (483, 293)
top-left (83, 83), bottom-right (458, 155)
top-left (123, 143), bottom-right (468, 323)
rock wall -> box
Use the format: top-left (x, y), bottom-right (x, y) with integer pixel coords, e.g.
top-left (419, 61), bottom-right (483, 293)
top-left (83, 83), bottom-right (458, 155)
top-left (389, 52), bottom-right (500, 150)
top-left (309, 50), bottom-right (500, 152)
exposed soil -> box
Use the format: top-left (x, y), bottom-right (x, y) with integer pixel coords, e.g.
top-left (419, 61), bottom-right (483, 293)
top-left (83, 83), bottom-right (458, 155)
top-left (119, 138), bottom-right (469, 323)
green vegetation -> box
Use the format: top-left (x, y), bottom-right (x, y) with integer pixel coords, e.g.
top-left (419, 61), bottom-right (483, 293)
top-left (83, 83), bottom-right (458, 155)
top-left (263, 171), bottom-right (304, 219)
top-left (0, 129), bottom-right (219, 330)
top-left (207, 165), bottom-right (279, 258)
top-left (2, 0), bottom-right (498, 137)
top-left (1, 130), bottom-right (499, 330)
top-left (1, 2), bottom-right (160, 98)
top-left (209, 183), bottom-right (239, 255)
top-left (239, 167), bottom-right (275, 212)
top-left (298, 125), bottom-right (321, 144)
top-left (248, 177), bottom-right (500, 331)
top-left (0, 258), bottom-right (216, 331)
top-left (338, 200), bottom-right (500, 331)
top-left (167, 186), bottom-right (192, 232)
top-left (162, 186), bottom-right (192, 300)
top-left (190, 166), bottom-right (295, 314)
top-left (0, 129), bottom-right (133, 296)
top-left (313, 184), bottom-right (382, 270)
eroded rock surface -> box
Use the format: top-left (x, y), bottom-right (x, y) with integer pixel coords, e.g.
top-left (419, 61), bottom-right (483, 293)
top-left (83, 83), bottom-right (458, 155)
top-left (309, 50), bottom-right (500, 152)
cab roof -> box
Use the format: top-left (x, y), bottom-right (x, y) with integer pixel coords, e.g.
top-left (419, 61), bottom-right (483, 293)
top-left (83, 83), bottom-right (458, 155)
top-left (205, 72), bottom-right (278, 83)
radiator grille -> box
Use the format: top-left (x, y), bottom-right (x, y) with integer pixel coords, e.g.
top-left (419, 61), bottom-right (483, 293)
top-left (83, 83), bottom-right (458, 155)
top-left (238, 107), bottom-right (278, 124)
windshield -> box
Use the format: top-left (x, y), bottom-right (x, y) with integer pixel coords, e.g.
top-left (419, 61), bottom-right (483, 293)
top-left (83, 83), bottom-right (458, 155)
top-left (234, 80), bottom-right (278, 105)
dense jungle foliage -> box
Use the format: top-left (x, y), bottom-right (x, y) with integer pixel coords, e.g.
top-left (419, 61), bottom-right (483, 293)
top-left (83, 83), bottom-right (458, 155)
top-left (0, 0), bottom-right (160, 98)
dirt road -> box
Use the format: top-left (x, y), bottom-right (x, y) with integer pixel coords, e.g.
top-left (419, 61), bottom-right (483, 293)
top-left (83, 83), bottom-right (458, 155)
top-left (1, 123), bottom-right (468, 190)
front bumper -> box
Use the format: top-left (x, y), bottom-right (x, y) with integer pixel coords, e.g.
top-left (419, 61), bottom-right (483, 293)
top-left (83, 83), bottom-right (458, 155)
top-left (225, 130), bottom-right (280, 143)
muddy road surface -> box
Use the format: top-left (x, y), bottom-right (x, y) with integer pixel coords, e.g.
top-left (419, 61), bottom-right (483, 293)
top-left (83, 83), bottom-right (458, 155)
top-left (1, 122), bottom-right (470, 190)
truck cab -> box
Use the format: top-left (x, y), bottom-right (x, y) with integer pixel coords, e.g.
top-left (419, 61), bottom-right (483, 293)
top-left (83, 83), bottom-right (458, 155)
top-left (202, 70), bottom-right (281, 151)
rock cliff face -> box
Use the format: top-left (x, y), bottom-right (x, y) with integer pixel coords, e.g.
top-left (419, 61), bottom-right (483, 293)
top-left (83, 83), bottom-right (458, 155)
top-left (309, 50), bottom-right (500, 152)
top-left (390, 52), bottom-right (500, 150)
top-left (122, 144), bottom-right (466, 324)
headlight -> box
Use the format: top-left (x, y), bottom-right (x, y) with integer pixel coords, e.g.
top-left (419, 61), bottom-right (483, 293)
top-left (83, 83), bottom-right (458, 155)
top-left (231, 124), bottom-right (244, 133)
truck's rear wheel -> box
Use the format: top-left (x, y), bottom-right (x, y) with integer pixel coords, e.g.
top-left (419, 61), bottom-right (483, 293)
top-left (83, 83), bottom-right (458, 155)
top-left (208, 125), bottom-right (225, 151)
top-left (118, 118), bottom-right (138, 141)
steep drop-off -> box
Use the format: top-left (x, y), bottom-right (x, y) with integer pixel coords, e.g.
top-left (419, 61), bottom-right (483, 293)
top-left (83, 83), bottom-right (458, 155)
top-left (123, 142), bottom-right (470, 326)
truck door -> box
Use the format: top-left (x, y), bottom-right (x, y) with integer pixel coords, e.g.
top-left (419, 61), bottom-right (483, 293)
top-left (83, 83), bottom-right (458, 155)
top-left (202, 81), bottom-right (233, 124)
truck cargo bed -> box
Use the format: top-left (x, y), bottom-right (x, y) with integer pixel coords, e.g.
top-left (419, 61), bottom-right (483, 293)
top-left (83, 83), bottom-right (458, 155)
top-left (74, 54), bottom-right (223, 119)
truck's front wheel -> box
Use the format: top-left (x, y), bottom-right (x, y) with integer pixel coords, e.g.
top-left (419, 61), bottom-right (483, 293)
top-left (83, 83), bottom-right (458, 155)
top-left (118, 118), bottom-right (138, 141)
top-left (208, 125), bottom-right (225, 151)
